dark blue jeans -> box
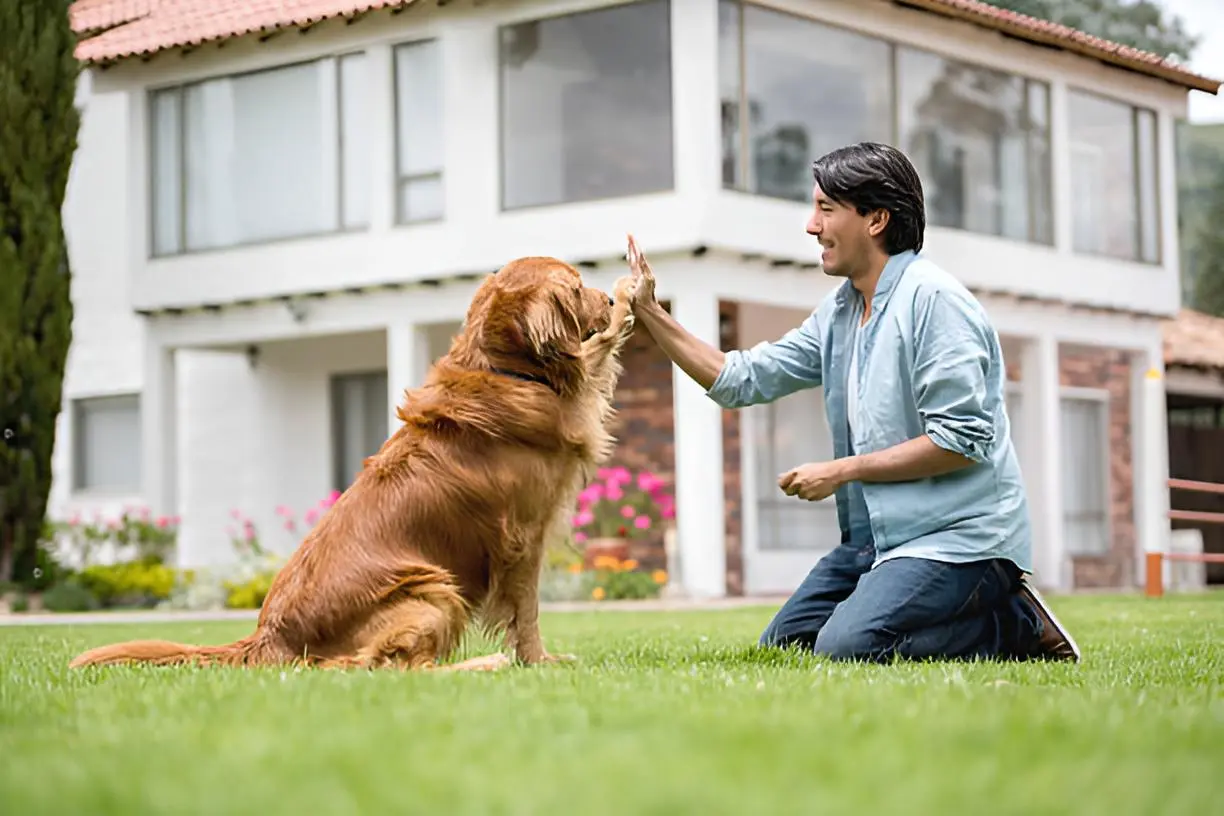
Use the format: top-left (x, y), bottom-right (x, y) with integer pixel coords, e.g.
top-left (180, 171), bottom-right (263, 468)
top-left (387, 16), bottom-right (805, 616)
top-left (758, 534), bottom-right (1044, 662)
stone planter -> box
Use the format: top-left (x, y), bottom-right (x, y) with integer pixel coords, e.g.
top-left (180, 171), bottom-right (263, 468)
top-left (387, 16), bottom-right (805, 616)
top-left (582, 536), bottom-right (632, 569)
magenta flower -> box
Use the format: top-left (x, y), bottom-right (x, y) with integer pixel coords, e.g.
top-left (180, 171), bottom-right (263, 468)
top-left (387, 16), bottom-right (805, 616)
top-left (634, 515), bottom-right (652, 530)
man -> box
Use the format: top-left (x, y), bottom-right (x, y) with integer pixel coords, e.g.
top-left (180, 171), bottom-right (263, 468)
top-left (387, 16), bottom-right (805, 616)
top-left (623, 141), bottom-right (1080, 663)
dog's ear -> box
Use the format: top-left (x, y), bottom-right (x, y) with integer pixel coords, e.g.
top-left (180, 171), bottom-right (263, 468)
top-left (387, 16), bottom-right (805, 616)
top-left (520, 287), bottom-right (582, 363)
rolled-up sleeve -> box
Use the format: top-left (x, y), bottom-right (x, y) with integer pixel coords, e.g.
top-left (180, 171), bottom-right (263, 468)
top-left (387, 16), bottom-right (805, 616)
top-left (706, 311), bottom-right (823, 409)
top-left (911, 288), bottom-right (996, 463)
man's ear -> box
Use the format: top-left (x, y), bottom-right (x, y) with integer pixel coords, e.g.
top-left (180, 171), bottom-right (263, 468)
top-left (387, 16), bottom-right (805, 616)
top-left (867, 208), bottom-right (890, 238)
top-left (521, 289), bottom-right (582, 362)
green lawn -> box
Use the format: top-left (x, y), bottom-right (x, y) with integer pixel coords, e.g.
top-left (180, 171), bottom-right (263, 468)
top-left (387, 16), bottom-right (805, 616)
top-left (2, 594), bottom-right (1222, 815)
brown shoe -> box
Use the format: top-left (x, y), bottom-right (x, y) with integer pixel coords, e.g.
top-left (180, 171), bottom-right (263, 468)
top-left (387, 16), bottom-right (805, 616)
top-left (1018, 578), bottom-right (1081, 662)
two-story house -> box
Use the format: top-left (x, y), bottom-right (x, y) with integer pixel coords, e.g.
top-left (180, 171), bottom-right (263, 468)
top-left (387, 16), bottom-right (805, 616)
top-left (55, 0), bottom-right (1219, 598)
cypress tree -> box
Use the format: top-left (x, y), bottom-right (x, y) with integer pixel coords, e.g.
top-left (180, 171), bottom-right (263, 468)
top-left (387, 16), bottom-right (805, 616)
top-left (0, 3), bottom-right (81, 584)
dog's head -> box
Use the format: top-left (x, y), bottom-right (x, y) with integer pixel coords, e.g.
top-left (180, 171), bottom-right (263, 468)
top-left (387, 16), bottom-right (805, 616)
top-left (461, 256), bottom-right (613, 393)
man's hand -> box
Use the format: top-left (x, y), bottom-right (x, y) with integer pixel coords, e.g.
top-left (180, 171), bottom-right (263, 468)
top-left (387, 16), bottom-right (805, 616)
top-left (625, 233), bottom-right (658, 313)
top-left (777, 460), bottom-right (851, 502)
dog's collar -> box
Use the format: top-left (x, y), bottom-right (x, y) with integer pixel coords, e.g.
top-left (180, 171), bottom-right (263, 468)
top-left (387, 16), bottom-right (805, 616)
top-left (490, 367), bottom-right (554, 388)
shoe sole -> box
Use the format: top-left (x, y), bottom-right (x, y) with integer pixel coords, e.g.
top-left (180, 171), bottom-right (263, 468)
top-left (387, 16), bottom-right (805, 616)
top-left (1021, 581), bottom-right (1082, 662)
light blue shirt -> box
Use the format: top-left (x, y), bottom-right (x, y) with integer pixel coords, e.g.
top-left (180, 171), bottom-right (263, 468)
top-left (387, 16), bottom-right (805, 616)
top-left (707, 250), bottom-right (1032, 573)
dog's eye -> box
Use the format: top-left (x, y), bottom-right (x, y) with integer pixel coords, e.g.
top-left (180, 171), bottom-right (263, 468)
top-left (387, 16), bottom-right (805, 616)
top-left (582, 328), bottom-right (597, 341)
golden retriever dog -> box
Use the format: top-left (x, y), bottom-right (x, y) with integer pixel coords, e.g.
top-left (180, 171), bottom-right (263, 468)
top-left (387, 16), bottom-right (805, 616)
top-left (69, 257), bottom-right (637, 673)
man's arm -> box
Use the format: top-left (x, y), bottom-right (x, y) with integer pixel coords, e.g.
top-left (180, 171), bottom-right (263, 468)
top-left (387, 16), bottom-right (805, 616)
top-left (633, 300), bottom-right (726, 391)
top-left (841, 287), bottom-right (994, 485)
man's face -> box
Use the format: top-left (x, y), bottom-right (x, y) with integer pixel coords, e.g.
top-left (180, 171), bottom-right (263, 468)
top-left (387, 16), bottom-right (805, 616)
top-left (805, 184), bottom-right (879, 278)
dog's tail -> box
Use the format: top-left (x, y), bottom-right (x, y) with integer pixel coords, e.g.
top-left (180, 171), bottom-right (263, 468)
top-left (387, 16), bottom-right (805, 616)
top-left (68, 634), bottom-right (264, 669)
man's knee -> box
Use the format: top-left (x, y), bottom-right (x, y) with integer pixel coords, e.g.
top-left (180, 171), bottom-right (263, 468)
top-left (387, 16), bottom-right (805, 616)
top-left (812, 619), bottom-right (887, 662)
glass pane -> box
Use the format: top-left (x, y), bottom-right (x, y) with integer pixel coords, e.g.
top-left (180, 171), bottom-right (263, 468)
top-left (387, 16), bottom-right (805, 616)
top-left (394, 40), bottom-right (444, 190)
top-left (741, 6), bottom-right (893, 202)
top-left (500, 0), bottom-right (674, 209)
top-left (331, 372), bottom-right (387, 491)
top-left (183, 61), bottom-right (335, 250)
top-left (897, 47), bottom-right (1047, 242)
top-left (149, 89), bottom-right (182, 255)
top-left (398, 175), bottom-right (443, 223)
top-left (1059, 397), bottom-right (1110, 556)
top-left (339, 53), bottom-right (371, 230)
top-left (717, 0), bottom-right (742, 189)
top-left (1068, 90), bottom-right (1139, 260)
top-left (1025, 82), bottom-right (1053, 245)
top-left (1136, 108), bottom-right (1160, 264)
top-left (75, 395), bottom-right (142, 492)
top-left (752, 388), bottom-right (837, 551)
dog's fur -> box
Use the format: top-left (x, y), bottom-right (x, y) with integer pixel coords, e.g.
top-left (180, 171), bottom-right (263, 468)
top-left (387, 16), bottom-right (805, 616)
top-left (69, 257), bottom-right (637, 672)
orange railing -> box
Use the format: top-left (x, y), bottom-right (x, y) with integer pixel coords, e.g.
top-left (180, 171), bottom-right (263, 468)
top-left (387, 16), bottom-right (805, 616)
top-left (1145, 478), bottom-right (1224, 597)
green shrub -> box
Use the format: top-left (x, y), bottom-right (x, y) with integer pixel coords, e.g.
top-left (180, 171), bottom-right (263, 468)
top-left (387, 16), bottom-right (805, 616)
top-left (223, 570), bottom-right (277, 610)
top-left (41, 580), bottom-right (99, 613)
top-left (8, 592), bottom-right (30, 613)
top-left (75, 558), bottom-right (178, 609)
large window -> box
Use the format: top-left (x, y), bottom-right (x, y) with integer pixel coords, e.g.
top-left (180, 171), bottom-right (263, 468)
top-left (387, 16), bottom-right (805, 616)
top-left (1060, 395), bottom-right (1111, 556)
top-left (1068, 90), bottom-right (1160, 263)
top-left (73, 394), bottom-right (141, 493)
top-left (499, 0), bottom-right (674, 210)
top-left (330, 371), bottom-right (388, 492)
top-left (150, 55), bottom-right (370, 255)
top-left (719, 1), bottom-right (893, 202)
top-left (750, 390), bottom-right (838, 551)
top-left (897, 47), bottom-right (1053, 244)
top-left (394, 40), bottom-right (444, 223)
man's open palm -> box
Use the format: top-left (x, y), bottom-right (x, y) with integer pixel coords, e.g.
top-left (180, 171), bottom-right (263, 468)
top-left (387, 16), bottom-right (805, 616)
top-left (626, 233), bottom-right (657, 310)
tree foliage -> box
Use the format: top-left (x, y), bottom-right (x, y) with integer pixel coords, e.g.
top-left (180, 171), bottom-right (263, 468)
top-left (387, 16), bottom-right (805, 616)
top-left (0, 3), bottom-right (81, 584)
top-left (982, 0), bottom-right (1200, 63)
top-left (1192, 168), bottom-right (1224, 319)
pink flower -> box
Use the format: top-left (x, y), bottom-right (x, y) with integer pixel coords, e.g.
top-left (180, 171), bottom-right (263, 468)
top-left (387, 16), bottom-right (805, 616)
top-left (68, 513), bottom-right (80, 526)
top-left (305, 509), bottom-right (319, 525)
top-left (170, 516), bottom-right (181, 526)
top-left (579, 483), bottom-right (604, 505)
top-left (275, 505), bottom-right (292, 517)
top-left (634, 515), bottom-right (652, 530)
top-left (619, 504), bottom-right (635, 519)
top-left (574, 532), bottom-right (587, 543)
top-left (597, 468), bottom-right (614, 480)
top-left (573, 510), bottom-right (595, 527)
top-left (138, 507), bottom-right (151, 521)
top-left (611, 467), bottom-right (631, 483)
top-left (659, 500), bottom-right (675, 520)
top-left (155, 516), bottom-right (168, 528)
top-left (230, 508), bottom-right (242, 520)
top-left (283, 520), bottom-right (297, 532)
top-left (606, 485), bottom-right (624, 501)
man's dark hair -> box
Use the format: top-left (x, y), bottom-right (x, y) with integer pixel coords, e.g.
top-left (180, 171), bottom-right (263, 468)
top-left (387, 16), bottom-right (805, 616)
top-left (811, 142), bottom-right (926, 255)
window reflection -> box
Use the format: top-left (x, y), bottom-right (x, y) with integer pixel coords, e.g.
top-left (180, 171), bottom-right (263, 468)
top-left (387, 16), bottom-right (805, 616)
top-left (897, 48), bottom-right (1053, 244)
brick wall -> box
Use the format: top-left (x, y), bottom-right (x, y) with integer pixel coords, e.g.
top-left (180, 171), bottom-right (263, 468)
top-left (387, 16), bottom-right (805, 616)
top-left (1007, 344), bottom-right (1135, 589)
top-left (602, 301), bottom-right (745, 594)
top-left (720, 301), bottom-right (744, 596)
top-left (605, 310), bottom-right (675, 572)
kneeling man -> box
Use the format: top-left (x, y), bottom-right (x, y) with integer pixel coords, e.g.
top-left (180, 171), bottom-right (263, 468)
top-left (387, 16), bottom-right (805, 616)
top-left (623, 141), bottom-right (1079, 663)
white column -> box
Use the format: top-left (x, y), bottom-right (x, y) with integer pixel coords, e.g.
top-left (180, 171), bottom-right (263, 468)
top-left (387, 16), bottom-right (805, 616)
top-left (141, 334), bottom-right (179, 546)
top-left (669, 289), bottom-right (727, 598)
top-left (1132, 347), bottom-right (1170, 582)
top-left (1020, 333), bottom-right (1066, 590)
top-left (386, 323), bottom-right (430, 431)
top-left (670, 0), bottom-right (721, 204)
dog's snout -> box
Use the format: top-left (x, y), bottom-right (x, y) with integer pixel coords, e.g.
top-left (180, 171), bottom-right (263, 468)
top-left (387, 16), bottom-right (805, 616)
top-left (607, 293), bottom-right (615, 306)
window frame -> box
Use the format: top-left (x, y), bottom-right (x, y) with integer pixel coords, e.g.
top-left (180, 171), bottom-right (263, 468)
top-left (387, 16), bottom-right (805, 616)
top-left (71, 393), bottom-right (142, 495)
top-left (718, 0), bottom-right (1069, 248)
top-left (146, 52), bottom-right (371, 259)
top-left (391, 38), bottom-right (446, 226)
top-left (328, 369), bottom-right (389, 493)
top-left (495, 0), bottom-right (677, 212)
top-left (1065, 86), bottom-right (1162, 265)
top-left (1058, 387), bottom-right (1113, 558)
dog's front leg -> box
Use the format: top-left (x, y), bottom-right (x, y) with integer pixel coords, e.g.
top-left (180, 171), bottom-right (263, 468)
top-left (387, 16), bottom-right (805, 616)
top-left (581, 276), bottom-right (636, 395)
top-left (504, 553), bottom-right (575, 667)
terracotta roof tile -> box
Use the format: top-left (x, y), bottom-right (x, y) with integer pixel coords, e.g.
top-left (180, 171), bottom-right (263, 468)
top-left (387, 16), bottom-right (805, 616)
top-left (70, 1), bottom-right (417, 64)
top-left (1164, 309), bottom-right (1224, 373)
top-left (68, 0), bottom-right (1221, 94)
